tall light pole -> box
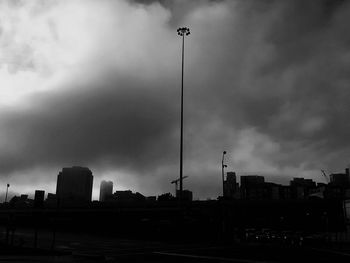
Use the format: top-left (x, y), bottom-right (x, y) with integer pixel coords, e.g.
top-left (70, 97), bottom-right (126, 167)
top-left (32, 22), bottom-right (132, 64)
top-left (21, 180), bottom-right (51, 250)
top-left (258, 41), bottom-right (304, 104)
top-left (222, 151), bottom-right (227, 197)
top-left (177, 27), bottom-right (190, 200)
top-left (4, 183), bottom-right (10, 203)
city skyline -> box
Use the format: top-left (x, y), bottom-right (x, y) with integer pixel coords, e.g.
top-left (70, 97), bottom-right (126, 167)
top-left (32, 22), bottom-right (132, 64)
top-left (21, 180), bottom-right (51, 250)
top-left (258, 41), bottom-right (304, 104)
top-left (3, 164), bottom-right (349, 202)
top-left (1, 0), bottom-right (350, 200)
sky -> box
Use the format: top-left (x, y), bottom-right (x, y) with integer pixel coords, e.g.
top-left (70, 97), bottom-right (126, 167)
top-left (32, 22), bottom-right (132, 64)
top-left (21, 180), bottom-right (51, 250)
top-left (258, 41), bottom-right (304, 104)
top-left (1, 0), bottom-right (350, 200)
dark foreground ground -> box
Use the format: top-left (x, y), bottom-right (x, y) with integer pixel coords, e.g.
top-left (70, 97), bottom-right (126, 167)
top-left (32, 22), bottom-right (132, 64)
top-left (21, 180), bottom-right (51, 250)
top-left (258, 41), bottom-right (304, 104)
top-left (0, 229), bottom-right (350, 263)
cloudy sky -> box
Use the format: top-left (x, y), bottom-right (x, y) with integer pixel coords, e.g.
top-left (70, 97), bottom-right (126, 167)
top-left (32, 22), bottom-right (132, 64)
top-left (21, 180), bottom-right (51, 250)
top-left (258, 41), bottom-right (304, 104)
top-left (1, 0), bottom-right (350, 200)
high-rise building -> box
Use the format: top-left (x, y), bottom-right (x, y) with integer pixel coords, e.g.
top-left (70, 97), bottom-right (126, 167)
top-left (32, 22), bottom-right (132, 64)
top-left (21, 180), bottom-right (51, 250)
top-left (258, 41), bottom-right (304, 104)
top-left (262, 182), bottom-right (281, 200)
top-left (34, 190), bottom-right (45, 208)
top-left (240, 175), bottom-right (265, 188)
top-left (290, 177), bottom-right (316, 199)
top-left (224, 172), bottom-right (239, 198)
top-left (56, 166), bottom-right (93, 205)
top-left (290, 178), bottom-right (316, 188)
top-left (330, 168), bottom-right (350, 187)
top-left (99, 180), bottom-right (113, 202)
top-left (240, 175), bottom-right (265, 200)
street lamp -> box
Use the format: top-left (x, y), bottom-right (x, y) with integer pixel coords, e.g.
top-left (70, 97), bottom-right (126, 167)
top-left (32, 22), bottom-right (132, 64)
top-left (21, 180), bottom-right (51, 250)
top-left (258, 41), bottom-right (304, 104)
top-left (177, 27), bottom-right (190, 200)
top-left (5, 183), bottom-right (10, 203)
top-left (222, 151), bottom-right (227, 197)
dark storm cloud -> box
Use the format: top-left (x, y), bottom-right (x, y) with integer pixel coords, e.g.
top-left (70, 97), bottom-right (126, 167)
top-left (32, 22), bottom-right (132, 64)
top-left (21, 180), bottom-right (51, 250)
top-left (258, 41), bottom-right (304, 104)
top-left (0, 77), bottom-right (178, 174)
top-left (2, 0), bottom-right (350, 198)
top-left (178, 0), bottom-right (350, 175)
top-left (254, 0), bottom-right (350, 145)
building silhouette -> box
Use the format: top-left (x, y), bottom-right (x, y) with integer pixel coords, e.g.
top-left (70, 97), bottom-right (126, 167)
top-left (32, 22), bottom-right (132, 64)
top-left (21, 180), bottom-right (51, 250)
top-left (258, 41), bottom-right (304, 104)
top-left (290, 178), bottom-right (316, 199)
top-left (240, 175), bottom-right (265, 187)
top-left (325, 168), bottom-right (350, 199)
top-left (56, 166), bottom-right (93, 206)
top-left (45, 193), bottom-right (58, 207)
top-left (240, 175), bottom-right (265, 200)
top-left (99, 180), bottom-right (113, 202)
top-left (112, 190), bottom-right (146, 203)
top-left (146, 196), bottom-right (157, 202)
top-left (176, 189), bottom-right (193, 201)
top-left (222, 169), bottom-right (350, 201)
top-left (157, 193), bottom-right (175, 202)
top-left (34, 190), bottom-right (45, 208)
top-left (262, 182), bottom-right (281, 200)
top-left (9, 194), bottom-right (33, 208)
top-left (279, 185), bottom-right (292, 200)
top-left (330, 168), bottom-right (350, 187)
top-left (223, 172), bottom-right (239, 199)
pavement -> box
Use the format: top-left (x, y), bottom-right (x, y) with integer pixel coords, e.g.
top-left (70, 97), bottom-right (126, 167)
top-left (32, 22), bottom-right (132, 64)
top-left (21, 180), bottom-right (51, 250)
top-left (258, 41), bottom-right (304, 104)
top-left (1, 229), bottom-right (350, 262)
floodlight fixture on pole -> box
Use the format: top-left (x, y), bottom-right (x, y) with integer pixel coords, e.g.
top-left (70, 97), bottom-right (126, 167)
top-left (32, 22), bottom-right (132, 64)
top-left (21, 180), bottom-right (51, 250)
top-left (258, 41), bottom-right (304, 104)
top-left (222, 151), bottom-right (227, 197)
top-left (177, 27), bottom-right (190, 200)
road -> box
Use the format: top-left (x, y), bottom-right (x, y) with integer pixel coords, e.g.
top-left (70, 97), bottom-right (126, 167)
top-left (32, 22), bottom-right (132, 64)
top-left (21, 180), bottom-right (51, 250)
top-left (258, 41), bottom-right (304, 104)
top-left (0, 228), bottom-right (350, 262)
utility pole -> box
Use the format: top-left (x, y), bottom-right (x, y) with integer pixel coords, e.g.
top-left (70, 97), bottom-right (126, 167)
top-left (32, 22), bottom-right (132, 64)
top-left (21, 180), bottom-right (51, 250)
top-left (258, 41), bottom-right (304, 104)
top-left (5, 183), bottom-right (10, 203)
top-left (222, 151), bottom-right (227, 197)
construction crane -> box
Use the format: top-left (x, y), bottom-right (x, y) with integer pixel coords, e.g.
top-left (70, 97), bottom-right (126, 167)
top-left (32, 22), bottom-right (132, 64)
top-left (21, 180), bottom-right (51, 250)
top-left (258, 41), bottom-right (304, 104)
top-left (321, 170), bottom-right (330, 183)
top-left (171, 176), bottom-right (189, 196)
